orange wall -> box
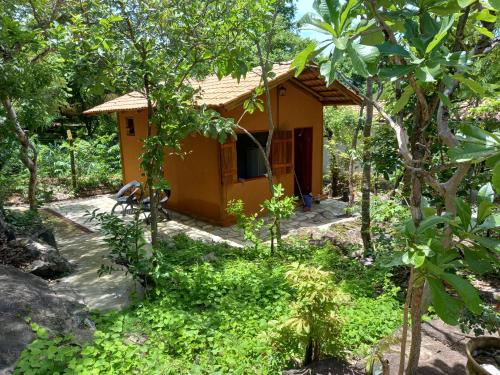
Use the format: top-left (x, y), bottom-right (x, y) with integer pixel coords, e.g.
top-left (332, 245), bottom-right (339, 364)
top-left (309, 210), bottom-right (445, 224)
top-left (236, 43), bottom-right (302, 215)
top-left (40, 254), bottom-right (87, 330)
top-left (118, 110), bottom-right (148, 184)
top-left (219, 82), bottom-right (324, 224)
top-left (117, 110), bottom-right (224, 224)
top-left (117, 81), bottom-right (324, 226)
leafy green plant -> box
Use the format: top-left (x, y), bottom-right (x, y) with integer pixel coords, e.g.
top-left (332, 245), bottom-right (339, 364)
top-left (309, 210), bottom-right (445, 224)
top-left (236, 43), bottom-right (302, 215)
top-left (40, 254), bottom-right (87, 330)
top-left (262, 184), bottom-right (297, 252)
top-left (227, 183), bottom-right (296, 253)
top-left (14, 323), bottom-right (79, 375)
top-left (278, 263), bottom-right (348, 365)
top-left (226, 199), bottom-right (265, 251)
top-left (86, 210), bottom-right (151, 289)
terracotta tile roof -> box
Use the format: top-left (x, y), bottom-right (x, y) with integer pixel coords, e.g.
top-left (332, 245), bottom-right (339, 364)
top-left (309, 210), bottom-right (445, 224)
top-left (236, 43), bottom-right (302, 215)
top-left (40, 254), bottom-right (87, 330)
top-left (83, 91), bottom-right (147, 115)
top-left (83, 62), bottom-right (360, 115)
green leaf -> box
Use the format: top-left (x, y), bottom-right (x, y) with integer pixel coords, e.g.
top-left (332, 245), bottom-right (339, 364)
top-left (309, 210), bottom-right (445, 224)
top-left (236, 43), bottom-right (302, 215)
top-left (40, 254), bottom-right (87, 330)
top-left (476, 26), bottom-right (494, 39)
top-left (477, 201), bottom-right (494, 224)
top-left (438, 92), bottom-right (452, 108)
top-left (300, 13), bottom-right (337, 36)
top-left (475, 9), bottom-right (497, 22)
top-left (458, 0), bottom-right (476, 7)
top-left (453, 74), bottom-right (486, 95)
top-left (347, 43), bottom-right (369, 77)
top-left (493, 161), bottom-right (500, 192)
top-left (475, 236), bottom-right (500, 252)
top-left (379, 64), bottom-right (418, 79)
top-left (417, 215), bottom-right (449, 235)
top-left (463, 247), bottom-right (494, 274)
top-left (489, 0), bottom-right (500, 11)
top-left (440, 273), bottom-right (482, 314)
top-left (448, 143), bottom-right (499, 163)
top-left (292, 43), bottom-right (317, 76)
top-left (391, 85), bottom-right (414, 114)
top-left (428, 278), bottom-right (463, 325)
top-left (412, 252), bottom-right (426, 268)
top-left (352, 43), bottom-right (380, 64)
top-left (415, 66), bottom-right (437, 82)
top-left (376, 42), bottom-right (412, 58)
top-left (456, 198), bottom-right (471, 230)
top-left (476, 213), bottom-right (500, 231)
top-left (478, 182), bottom-right (494, 204)
top-left (425, 16), bottom-right (455, 54)
top-left (340, 0), bottom-right (359, 32)
top-left (320, 59), bottom-right (336, 86)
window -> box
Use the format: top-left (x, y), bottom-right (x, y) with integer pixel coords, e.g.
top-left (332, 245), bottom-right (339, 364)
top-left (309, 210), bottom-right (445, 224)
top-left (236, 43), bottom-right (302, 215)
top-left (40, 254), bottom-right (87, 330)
top-left (126, 118), bottom-right (135, 136)
top-left (236, 132), bottom-right (269, 179)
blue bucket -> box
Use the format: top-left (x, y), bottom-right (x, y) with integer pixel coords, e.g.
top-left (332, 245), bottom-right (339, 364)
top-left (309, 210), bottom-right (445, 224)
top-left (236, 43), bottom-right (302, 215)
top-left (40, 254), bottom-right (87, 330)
top-left (303, 194), bottom-right (313, 209)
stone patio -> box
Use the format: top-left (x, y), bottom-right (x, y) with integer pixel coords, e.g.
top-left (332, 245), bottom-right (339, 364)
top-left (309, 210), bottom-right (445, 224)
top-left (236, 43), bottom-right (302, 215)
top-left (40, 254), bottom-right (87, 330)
top-left (45, 194), bottom-right (354, 246)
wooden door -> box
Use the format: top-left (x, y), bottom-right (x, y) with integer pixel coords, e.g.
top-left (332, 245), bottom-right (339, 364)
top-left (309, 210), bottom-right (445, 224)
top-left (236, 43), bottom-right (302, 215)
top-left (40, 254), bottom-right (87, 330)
top-left (294, 127), bottom-right (313, 196)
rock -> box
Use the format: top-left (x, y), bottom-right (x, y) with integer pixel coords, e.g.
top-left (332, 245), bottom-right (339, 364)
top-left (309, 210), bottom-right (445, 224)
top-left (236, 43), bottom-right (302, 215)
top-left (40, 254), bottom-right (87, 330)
top-left (201, 252), bottom-right (218, 262)
top-left (0, 265), bottom-right (93, 374)
top-left (4, 238), bottom-right (72, 278)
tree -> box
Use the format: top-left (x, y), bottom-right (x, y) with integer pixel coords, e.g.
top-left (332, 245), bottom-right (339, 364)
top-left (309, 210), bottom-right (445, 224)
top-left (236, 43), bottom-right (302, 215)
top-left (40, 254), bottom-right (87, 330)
top-left (74, 0), bottom-right (255, 246)
top-left (0, 0), bottom-right (67, 209)
top-left (294, 0), bottom-right (499, 372)
top-left (361, 78), bottom-right (373, 252)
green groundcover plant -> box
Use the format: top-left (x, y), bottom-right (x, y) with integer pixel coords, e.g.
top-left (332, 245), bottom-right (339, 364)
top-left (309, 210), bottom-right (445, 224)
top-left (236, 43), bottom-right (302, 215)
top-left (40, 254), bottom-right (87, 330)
top-left (15, 234), bottom-right (402, 374)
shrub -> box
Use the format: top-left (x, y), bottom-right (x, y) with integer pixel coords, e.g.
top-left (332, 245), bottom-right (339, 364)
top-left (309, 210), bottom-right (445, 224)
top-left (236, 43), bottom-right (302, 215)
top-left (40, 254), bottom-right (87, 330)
top-left (278, 263), bottom-right (348, 364)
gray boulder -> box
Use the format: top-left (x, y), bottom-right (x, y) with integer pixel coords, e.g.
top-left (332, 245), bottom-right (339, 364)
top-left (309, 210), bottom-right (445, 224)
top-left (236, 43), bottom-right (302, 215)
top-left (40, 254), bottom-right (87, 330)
top-left (2, 238), bottom-right (71, 278)
top-left (0, 265), bottom-right (93, 374)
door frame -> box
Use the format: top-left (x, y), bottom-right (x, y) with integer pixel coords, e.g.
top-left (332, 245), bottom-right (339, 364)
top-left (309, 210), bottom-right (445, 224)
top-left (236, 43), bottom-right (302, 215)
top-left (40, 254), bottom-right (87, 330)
top-left (293, 127), bottom-right (313, 197)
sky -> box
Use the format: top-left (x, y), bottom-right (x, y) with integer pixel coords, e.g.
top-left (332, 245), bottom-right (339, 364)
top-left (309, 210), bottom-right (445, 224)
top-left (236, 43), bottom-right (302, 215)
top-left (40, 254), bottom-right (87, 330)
top-left (294, 0), bottom-right (324, 42)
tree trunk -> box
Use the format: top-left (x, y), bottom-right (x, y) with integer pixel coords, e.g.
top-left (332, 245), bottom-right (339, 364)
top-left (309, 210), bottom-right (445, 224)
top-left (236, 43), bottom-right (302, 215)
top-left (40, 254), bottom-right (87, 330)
top-left (361, 78), bottom-right (373, 253)
top-left (405, 101), bottom-right (426, 374)
top-left (1, 97), bottom-right (38, 210)
top-left (348, 104), bottom-right (364, 206)
top-left (304, 337), bottom-right (313, 365)
top-left (330, 153), bottom-right (339, 197)
top-left (407, 281), bottom-right (424, 374)
top-left (144, 75), bottom-right (159, 247)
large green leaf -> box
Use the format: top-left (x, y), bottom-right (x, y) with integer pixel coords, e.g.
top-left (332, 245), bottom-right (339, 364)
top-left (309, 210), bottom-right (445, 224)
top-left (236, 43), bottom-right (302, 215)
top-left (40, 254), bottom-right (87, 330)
top-left (425, 16), bottom-right (455, 54)
top-left (417, 215), bottom-right (449, 235)
top-left (376, 42), bottom-right (412, 58)
top-left (463, 247), bottom-right (494, 274)
top-left (379, 64), bottom-right (418, 79)
top-left (478, 182), bottom-right (494, 205)
top-left (453, 74), bottom-right (486, 95)
top-left (352, 42), bottom-right (380, 64)
top-left (292, 43), bottom-right (317, 76)
top-left (493, 161), bottom-right (500, 192)
top-left (475, 236), bottom-right (500, 252)
top-left (476, 9), bottom-right (497, 22)
top-left (440, 273), bottom-right (482, 314)
top-left (476, 213), bottom-right (500, 231)
top-left (448, 125), bottom-right (500, 163)
top-left (390, 85), bottom-right (414, 114)
top-left (456, 198), bottom-right (471, 230)
top-left (428, 278), bottom-right (463, 325)
top-left (347, 43), bottom-right (369, 77)
top-left (457, 0), bottom-right (476, 8)
top-left (339, 0), bottom-right (359, 32)
top-left (320, 59), bottom-right (336, 86)
top-left (299, 13), bottom-right (337, 36)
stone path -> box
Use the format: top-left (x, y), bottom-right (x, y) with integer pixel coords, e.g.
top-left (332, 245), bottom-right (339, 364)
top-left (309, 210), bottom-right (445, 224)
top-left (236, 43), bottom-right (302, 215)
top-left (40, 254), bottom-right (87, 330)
top-left (41, 210), bottom-right (142, 311)
top-left (45, 194), bottom-right (353, 247)
top-left (383, 319), bottom-right (474, 374)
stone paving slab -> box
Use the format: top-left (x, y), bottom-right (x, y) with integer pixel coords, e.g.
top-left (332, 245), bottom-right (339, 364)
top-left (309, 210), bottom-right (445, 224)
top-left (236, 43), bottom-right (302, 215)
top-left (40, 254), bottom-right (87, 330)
top-left (41, 211), bottom-right (142, 311)
top-left (45, 195), bottom-right (352, 247)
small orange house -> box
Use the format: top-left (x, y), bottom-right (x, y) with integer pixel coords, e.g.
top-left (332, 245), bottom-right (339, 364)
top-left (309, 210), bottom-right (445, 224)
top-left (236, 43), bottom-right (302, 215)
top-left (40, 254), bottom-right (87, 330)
top-left (84, 62), bottom-right (361, 226)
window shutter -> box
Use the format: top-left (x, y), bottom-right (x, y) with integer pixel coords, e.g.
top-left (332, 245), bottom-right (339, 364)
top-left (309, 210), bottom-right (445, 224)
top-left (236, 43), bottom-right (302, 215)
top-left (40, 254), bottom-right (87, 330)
top-left (271, 130), bottom-right (293, 176)
top-left (220, 137), bottom-right (237, 184)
